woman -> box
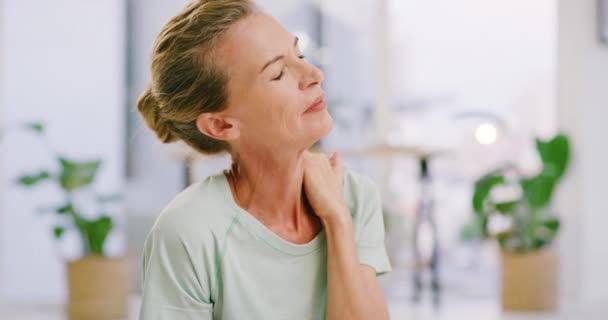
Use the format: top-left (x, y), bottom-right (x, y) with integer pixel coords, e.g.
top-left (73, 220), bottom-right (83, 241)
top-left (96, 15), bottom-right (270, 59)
top-left (137, 1), bottom-right (391, 319)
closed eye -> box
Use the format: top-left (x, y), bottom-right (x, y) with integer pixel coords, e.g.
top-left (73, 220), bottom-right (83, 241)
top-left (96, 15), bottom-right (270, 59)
top-left (272, 55), bottom-right (306, 81)
top-left (272, 71), bottom-right (284, 81)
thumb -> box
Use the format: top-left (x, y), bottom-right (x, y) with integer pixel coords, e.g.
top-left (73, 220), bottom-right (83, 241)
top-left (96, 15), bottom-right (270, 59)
top-left (329, 152), bottom-right (342, 172)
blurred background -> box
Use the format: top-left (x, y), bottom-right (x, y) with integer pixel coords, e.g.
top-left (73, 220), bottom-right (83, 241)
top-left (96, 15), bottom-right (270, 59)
top-left (0, 0), bottom-right (607, 319)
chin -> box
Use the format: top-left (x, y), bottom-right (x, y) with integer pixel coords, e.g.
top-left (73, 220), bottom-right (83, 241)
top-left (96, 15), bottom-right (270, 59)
top-left (306, 110), bottom-right (333, 142)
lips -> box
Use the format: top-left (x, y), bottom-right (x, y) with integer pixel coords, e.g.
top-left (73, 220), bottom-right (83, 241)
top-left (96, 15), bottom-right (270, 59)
top-left (304, 96), bottom-right (326, 114)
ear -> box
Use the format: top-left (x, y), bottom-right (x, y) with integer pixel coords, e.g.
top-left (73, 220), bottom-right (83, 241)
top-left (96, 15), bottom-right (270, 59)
top-left (195, 113), bottom-right (240, 141)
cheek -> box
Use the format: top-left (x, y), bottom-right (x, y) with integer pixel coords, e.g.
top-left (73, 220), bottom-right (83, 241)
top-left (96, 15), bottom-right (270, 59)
top-left (242, 81), bottom-right (304, 140)
top-left (240, 96), bottom-right (293, 139)
top-left (266, 86), bottom-right (302, 129)
top-left (273, 101), bottom-right (301, 140)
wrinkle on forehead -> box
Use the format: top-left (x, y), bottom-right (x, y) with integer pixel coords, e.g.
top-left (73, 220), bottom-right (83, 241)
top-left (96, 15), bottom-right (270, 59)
top-left (210, 12), bottom-right (291, 111)
top-left (212, 15), bottom-right (252, 73)
top-left (213, 11), bottom-right (289, 82)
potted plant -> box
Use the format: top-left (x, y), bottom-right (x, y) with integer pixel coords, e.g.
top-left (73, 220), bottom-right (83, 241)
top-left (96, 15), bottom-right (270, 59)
top-left (16, 122), bottom-right (130, 319)
top-left (465, 133), bottom-right (570, 311)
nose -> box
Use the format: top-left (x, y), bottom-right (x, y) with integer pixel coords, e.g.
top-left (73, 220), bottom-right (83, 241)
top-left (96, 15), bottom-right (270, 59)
top-left (298, 61), bottom-right (324, 91)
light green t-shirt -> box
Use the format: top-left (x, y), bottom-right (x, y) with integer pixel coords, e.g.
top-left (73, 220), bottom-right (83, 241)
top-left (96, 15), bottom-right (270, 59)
top-left (139, 169), bottom-right (391, 320)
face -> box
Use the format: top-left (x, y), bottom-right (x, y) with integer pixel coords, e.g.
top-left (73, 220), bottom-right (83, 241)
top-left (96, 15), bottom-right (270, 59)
top-left (198, 11), bottom-right (332, 152)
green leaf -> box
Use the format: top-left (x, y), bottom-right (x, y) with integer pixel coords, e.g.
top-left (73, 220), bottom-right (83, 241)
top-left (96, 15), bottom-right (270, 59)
top-left (471, 174), bottom-right (506, 238)
top-left (56, 203), bottom-right (75, 215)
top-left (53, 226), bottom-right (65, 239)
top-left (530, 217), bottom-right (560, 250)
top-left (494, 201), bottom-right (519, 215)
top-left (82, 215), bottom-right (113, 255)
top-left (542, 217), bottom-right (560, 232)
top-left (26, 122), bottom-right (45, 134)
top-left (472, 174), bottom-right (506, 214)
top-left (520, 133), bottom-right (570, 210)
top-left (17, 171), bottom-right (51, 186)
top-left (531, 238), bottom-right (547, 250)
top-left (58, 157), bottom-right (102, 191)
top-left (521, 175), bottom-right (556, 210)
top-left (536, 134), bottom-right (570, 180)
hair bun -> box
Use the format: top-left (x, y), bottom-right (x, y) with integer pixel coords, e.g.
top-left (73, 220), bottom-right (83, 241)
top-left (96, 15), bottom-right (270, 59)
top-left (137, 86), bottom-right (180, 144)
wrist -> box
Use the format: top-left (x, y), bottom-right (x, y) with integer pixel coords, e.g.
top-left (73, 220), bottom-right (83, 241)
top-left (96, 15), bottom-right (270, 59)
top-left (320, 207), bottom-right (352, 229)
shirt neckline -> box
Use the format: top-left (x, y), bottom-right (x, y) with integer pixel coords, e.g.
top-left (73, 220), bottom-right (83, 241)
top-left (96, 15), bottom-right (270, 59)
top-left (212, 171), bottom-right (326, 256)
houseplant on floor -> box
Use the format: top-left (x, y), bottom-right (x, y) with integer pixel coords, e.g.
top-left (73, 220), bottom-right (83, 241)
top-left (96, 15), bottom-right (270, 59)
top-left (465, 133), bottom-right (570, 311)
top-left (16, 122), bottom-right (130, 319)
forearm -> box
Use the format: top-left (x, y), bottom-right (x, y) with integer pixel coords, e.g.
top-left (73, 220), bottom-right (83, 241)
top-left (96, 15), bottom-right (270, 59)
top-left (323, 213), bottom-right (389, 320)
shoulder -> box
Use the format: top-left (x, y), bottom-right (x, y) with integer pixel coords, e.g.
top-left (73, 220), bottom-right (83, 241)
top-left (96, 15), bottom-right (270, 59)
top-left (343, 167), bottom-right (381, 206)
top-left (147, 172), bottom-right (237, 248)
top-left (342, 167), bottom-right (383, 222)
top-left (342, 168), bottom-right (391, 265)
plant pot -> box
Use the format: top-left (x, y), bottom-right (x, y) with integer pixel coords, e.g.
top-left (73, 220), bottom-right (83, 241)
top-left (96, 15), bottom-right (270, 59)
top-left (500, 245), bottom-right (558, 311)
top-left (66, 255), bottom-right (132, 320)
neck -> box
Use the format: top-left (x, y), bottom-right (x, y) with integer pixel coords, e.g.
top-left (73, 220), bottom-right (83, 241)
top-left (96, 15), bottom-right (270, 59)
top-left (225, 146), bottom-right (314, 231)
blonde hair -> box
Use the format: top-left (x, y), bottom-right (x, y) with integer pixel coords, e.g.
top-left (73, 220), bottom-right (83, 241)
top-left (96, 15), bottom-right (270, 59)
top-left (137, 0), bottom-right (255, 154)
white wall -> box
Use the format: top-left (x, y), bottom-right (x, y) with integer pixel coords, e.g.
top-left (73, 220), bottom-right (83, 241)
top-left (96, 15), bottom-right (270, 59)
top-left (125, 0), bottom-right (187, 219)
top-left (0, 0), bottom-right (6, 305)
top-left (321, 0), bottom-right (557, 179)
top-left (389, 0), bottom-right (557, 137)
top-left (0, 0), bottom-right (126, 304)
top-left (557, 0), bottom-right (608, 304)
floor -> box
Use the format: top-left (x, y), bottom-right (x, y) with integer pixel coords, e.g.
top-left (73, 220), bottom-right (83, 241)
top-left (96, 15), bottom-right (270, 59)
top-left (1, 295), bottom-right (607, 320)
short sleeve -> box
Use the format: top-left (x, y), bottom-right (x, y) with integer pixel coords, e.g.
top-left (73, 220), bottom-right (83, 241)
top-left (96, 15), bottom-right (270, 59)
top-left (355, 179), bottom-right (392, 276)
top-left (139, 225), bottom-right (214, 320)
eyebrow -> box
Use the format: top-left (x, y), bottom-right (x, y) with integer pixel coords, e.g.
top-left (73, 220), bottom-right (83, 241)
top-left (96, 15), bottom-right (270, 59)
top-left (259, 37), bottom-right (299, 73)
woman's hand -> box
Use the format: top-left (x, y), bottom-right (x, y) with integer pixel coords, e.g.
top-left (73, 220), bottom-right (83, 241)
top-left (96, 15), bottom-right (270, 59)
top-left (302, 150), bottom-right (350, 224)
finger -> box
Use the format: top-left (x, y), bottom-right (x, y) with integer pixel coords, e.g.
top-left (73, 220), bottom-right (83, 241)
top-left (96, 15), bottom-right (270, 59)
top-left (333, 152), bottom-right (340, 167)
top-left (330, 152), bottom-right (342, 172)
top-left (329, 152), bottom-right (337, 166)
